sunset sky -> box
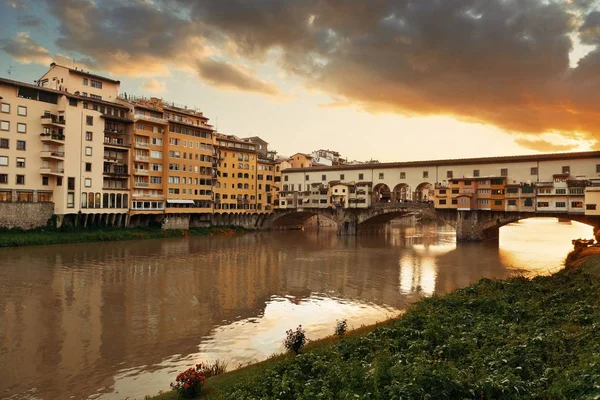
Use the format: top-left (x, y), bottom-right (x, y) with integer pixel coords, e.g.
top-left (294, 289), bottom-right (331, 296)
top-left (1, 0), bottom-right (599, 162)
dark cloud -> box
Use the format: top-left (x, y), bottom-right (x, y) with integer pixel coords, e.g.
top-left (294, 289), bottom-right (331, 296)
top-left (1, 32), bottom-right (52, 65)
top-left (26, 0), bottom-right (600, 144)
top-left (196, 59), bottom-right (280, 96)
top-left (17, 14), bottom-right (43, 27)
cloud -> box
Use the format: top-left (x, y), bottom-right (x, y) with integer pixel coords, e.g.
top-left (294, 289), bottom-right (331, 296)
top-left (4, 0), bottom-right (26, 9)
top-left (142, 79), bottom-right (167, 94)
top-left (1, 32), bottom-right (52, 65)
top-left (38, 0), bottom-right (280, 95)
top-left (17, 14), bottom-right (43, 27)
top-left (196, 59), bottom-right (280, 95)
top-left (514, 137), bottom-right (580, 152)
top-left (33, 0), bottom-right (600, 143)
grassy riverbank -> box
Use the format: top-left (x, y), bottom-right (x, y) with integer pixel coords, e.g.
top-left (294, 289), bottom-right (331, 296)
top-left (0, 226), bottom-right (250, 248)
top-left (152, 256), bottom-right (600, 399)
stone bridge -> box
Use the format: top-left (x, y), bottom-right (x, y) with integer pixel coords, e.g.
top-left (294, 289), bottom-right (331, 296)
top-left (267, 205), bottom-right (600, 241)
top-left (267, 203), bottom-right (436, 235)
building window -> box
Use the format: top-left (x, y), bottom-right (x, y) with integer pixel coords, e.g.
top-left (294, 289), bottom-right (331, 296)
top-left (16, 175), bottom-right (25, 185)
top-left (42, 176), bottom-right (49, 186)
top-left (447, 170), bottom-right (453, 179)
top-left (0, 156), bottom-right (7, 166)
top-left (85, 178), bottom-right (92, 187)
top-left (16, 157), bottom-right (25, 168)
top-left (0, 103), bottom-right (9, 113)
top-left (17, 123), bottom-right (26, 133)
top-left (85, 146), bottom-right (92, 156)
top-left (562, 166), bottom-right (570, 174)
top-left (531, 167), bottom-right (538, 175)
top-left (0, 138), bottom-right (8, 149)
top-left (305, 175), bottom-right (309, 181)
top-left (379, 173), bottom-right (384, 179)
top-left (538, 201), bottom-right (549, 208)
top-left (494, 200), bottom-right (502, 206)
top-left (571, 201), bottom-right (583, 208)
top-left (85, 162), bottom-right (92, 172)
top-left (91, 80), bottom-right (102, 89)
top-left (86, 131), bottom-right (93, 141)
top-left (451, 199), bottom-right (458, 205)
top-left (586, 204), bottom-right (597, 210)
top-left (86, 116), bottom-right (93, 126)
top-left (422, 171), bottom-right (428, 179)
top-left (0, 174), bottom-right (6, 184)
top-left (340, 174), bottom-right (345, 180)
top-left (68, 177), bottom-right (75, 190)
top-left (0, 121), bottom-right (9, 131)
top-left (321, 174), bottom-right (326, 181)
top-left (284, 175), bottom-right (288, 182)
top-left (501, 168), bottom-right (508, 176)
top-left (473, 169), bottom-right (480, 177)
top-left (508, 199), bottom-right (517, 206)
top-left (16, 140), bottom-right (25, 150)
top-left (556, 202), bottom-right (566, 208)
top-left (17, 106), bottom-right (26, 116)
top-left (83, 78), bottom-right (88, 85)
top-left (69, 98), bottom-right (78, 106)
top-left (67, 192), bottom-right (74, 208)
top-left (555, 188), bottom-right (566, 194)
top-left (439, 199), bottom-right (446, 205)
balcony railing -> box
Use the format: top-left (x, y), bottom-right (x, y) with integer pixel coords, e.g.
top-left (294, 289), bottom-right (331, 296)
top-left (135, 155), bottom-right (149, 161)
top-left (134, 114), bottom-right (167, 124)
top-left (134, 169), bottom-right (149, 175)
top-left (104, 138), bottom-right (130, 147)
top-left (135, 141), bottom-right (150, 148)
top-left (41, 114), bottom-right (66, 125)
top-left (40, 151), bottom-right (65, 158)
top-left (40, 167), bottom-right (64, 174)
top-left (135, 182), bottom-right (149, 188)
top-left (132, 193), bottom-right (164, 198)
top-left (40, 133), bottom-right (65, 142)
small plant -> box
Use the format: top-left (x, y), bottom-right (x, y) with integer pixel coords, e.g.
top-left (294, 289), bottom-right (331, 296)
top-left (196, 359), bottom-right (228, 378)
top-left (284, 325), bottom-right (307, 354)
top-left (170, 367), bottom-right (206, 398)
top-left (334, 319), bottom-right (348, 336)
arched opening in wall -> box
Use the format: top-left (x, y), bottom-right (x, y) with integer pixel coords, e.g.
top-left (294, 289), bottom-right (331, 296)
top-left (414, 182), bottom-right (433, 202)
top-left (392, 183), bottom-right (411, 203)
top-left (372, 183), bottom-right (391, 204)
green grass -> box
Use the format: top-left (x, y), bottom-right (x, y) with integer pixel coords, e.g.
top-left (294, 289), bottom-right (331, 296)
top-left (150, 264), bottom-right (600, 399)
top-left (0, 226), bottom-right (250, 248)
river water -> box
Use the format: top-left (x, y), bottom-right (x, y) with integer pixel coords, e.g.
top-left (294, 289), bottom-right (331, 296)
top-left (0, 218), bottom-right (592, 399)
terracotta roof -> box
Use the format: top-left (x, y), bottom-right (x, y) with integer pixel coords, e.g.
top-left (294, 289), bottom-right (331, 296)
top-left (283, 151), bottom-right (600, 173)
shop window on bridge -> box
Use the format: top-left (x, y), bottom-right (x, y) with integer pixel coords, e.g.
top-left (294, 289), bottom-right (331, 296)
top-left (451, 189), bottom-right (459, 194)
top-left (400, 172), bottom-right (405, 179)
top-left (447, 171), bottom-right (453, 178)
top-left (501, 168), bottom-right (508, 176)
top-left (359, 173), bottom-right (364, 180)
top-left (439, 189), bottom-right (446, 194)
top-left (464, 180), bottom-right (472, 186)
top-left (507, 187), bottom-right (518, 194)
top-left (562, 166), bottom-right (570, 174)
top-left (537, 201), bottom-right (549, 208)
top-left (492, 189), bottom-right (504, 195)
top-left (81, 192), bottom-right (87, 208)
top-left (587, 204), bottom-right (597, 210)
top-left (322, 174), bottom-right (326, 181)
top-left (494, 200), bottom-right (503, 206)
top-left (473, 170), bottom-right (480, 177)
top-left (556, 202), bottom-right (566, 208)
top-left (491, 179), bottom-right (504, 185)
top-left (522, 187), bottom-right (534, 194)
top-left (451, 199), bottom-right (458, 205)
top-left (439, 199), bottom-right (446, 205)
top-left (508, 199), bottom-right (517, 206)
top-left (556, 189), bottom-right (566, 194)
top-left (524, 198), bottom-right (533, 207)
top-left (423, 171), bottom-right (429, 178)
top-left (572, 201), bottom-right (583, 208)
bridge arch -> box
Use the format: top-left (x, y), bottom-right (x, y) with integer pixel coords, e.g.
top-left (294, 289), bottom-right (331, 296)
top-left (392, 183), bottom-right (411, 203)
top-left (414, 182), bottom-right (433, 202)
top-left (482, 214), bottom-right (597, 235)
top-left (372, 183), bottom-right (391, 204)
top-left (271, 210), bottom-right (338, 228)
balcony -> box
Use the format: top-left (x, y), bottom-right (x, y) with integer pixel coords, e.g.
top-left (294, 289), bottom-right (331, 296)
top-left (132, 193), bottom-right (164, 199)
top-left (134, 114), bottom-right (167, 124)
top-left (104, 127), bottom-right (125, 135)
top-left (40, 151), bottom-right (65, 160)
top-left (135, 154), bottom-right (149, 162)
top-left (135, 182), bottom-right (149, 188)
top-left (40, 133), bottom-right (65, 144)
top-left (41, 114), bottom-right (66, 127)
top-left (134, 168), bottom-right (149, 175)
top-left (40, 166), bottom-right (64, 176)
top-left (135, 141), bottom-right (150, 148)
top-left (104, 137), bottom-right (130, 148)
top-left (103, 170), bottom-right (129, 178)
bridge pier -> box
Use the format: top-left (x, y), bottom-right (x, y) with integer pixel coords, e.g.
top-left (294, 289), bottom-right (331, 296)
top-left (455, 210), bottom-right (500, 242)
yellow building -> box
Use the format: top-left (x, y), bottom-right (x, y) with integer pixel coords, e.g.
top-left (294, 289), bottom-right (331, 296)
top-left (214, 134), bottom-right (258, 212)
top-left (289, 152), bottom-right (313, 169)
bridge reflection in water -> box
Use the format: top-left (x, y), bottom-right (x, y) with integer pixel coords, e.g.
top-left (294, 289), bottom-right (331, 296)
top-left (0, 218), bottom-right (590, 399)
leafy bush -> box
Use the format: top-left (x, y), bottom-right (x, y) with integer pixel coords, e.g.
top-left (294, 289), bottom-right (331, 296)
top-left (284, 325), bottom-right (307, 354)
top-left (334, 319), bottom-right (348, 336)
top-left (170, 367), bottom-right (206, 398)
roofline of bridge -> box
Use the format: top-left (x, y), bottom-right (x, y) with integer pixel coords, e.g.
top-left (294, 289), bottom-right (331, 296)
top-left (283, 150), bottom-right (600, 173)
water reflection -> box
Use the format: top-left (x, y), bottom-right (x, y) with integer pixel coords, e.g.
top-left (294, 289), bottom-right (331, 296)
top-left (0, 218), bottom-right (589, 399)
